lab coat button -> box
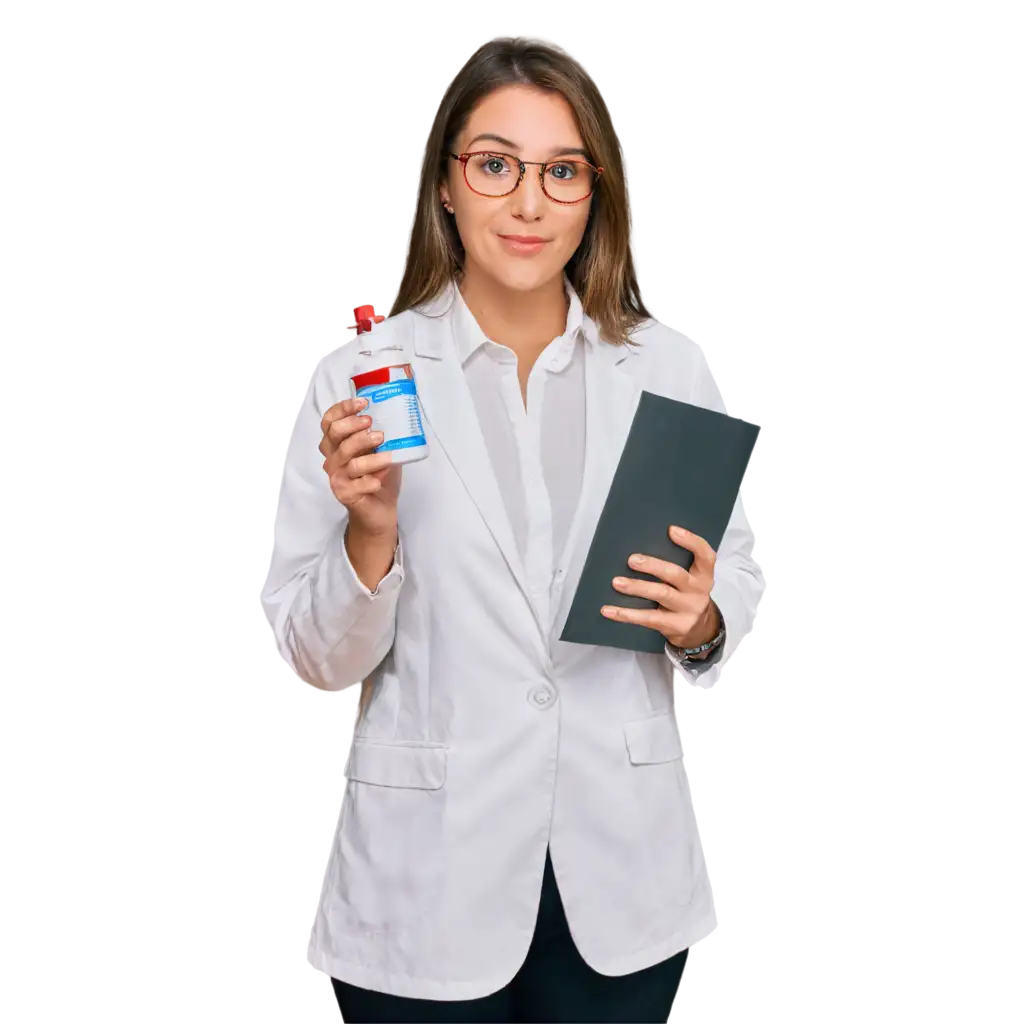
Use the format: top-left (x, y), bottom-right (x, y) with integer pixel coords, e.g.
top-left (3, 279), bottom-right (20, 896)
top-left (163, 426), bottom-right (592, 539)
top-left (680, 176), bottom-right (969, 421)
top-left (528, 684), bottom-right (557, 710)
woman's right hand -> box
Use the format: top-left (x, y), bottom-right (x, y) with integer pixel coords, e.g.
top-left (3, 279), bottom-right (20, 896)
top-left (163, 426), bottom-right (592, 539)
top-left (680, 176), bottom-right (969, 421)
top-left (320, 397), bottom-right (402, 537)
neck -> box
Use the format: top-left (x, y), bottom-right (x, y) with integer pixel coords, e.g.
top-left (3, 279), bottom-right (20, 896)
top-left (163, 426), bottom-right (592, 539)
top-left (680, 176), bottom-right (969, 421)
top-left (456, 264), bottom-right (569, 359)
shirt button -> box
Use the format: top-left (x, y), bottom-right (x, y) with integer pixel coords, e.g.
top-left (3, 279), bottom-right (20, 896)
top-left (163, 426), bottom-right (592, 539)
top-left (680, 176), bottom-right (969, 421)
top-left (528, 684), bottom-right (557, 710)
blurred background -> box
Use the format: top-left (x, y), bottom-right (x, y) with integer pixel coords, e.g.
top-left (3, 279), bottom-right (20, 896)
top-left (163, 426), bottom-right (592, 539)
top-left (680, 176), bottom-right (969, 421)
top-left (1, 2), bottom-right (1021, 1020)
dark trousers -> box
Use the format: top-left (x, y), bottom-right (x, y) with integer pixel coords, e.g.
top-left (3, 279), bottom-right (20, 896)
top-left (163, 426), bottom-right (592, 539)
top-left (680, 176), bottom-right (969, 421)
top-left (331, 845), bottom-right (689, 1023)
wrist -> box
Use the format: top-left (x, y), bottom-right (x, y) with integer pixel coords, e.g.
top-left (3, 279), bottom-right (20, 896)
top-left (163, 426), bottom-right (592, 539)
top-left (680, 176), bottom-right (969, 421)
top-left (344, 520), bottom-right (399, 592)
top-left (668, 600), bottom-right (720, 650)
top-left (697, 601), bottom-right (721, 644)
top-left (346, 519), bottom-right (398, 548)
top-left (667, 601), bottom-right (725, 662)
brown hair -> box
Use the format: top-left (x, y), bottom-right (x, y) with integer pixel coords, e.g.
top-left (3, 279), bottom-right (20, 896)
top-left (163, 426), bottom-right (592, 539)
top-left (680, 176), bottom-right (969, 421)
top-left (387, 36), bottom-right (652, 347)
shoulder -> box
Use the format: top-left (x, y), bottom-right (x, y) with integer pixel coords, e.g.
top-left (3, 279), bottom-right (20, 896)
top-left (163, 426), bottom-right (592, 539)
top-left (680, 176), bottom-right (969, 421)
top-left (628, 316), bottom-right (704, 362)
top-left (620, 316), bottom-right (711, 404)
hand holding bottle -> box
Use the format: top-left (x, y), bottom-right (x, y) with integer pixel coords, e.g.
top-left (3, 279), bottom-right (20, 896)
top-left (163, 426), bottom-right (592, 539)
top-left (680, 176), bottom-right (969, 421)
top-left (319, 397), bottom-right (402, 537)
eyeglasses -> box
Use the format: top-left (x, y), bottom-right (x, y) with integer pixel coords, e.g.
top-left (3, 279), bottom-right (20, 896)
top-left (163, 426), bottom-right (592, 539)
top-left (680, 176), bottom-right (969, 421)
top-left (448, 151), bottom-right (604, 204)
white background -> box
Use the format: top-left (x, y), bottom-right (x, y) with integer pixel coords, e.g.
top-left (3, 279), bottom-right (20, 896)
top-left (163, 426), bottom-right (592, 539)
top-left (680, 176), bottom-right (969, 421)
top-left (6, 6), bottom-right (1024, 1015)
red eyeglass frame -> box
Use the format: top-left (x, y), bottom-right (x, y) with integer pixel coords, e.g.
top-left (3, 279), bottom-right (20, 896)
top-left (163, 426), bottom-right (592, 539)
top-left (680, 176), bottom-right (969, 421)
top-left (447, 151), bottom-right (604, 205)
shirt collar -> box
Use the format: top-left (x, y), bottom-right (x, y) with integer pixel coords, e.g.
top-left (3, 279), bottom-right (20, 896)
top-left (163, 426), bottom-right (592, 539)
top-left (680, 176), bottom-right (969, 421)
top-left (451, 271), bottom-right (588, 367)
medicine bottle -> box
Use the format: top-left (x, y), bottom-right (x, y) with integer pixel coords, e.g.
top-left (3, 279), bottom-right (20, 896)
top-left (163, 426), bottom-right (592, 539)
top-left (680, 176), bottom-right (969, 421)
top-left (347, 304), bottom-right (429, 466)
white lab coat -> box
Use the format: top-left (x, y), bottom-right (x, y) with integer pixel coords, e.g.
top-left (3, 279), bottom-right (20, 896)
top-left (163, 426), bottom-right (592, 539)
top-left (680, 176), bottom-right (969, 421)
top-left (259, 279), bottom-right (766, 1000)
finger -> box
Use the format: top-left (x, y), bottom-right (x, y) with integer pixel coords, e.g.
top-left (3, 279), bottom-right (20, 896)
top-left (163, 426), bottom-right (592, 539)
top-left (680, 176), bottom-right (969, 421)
top-left (320, 417), bottom-right (374, 462)
top-left (599, 603), bottom-right (675, 632)
top-left (668, 525), bottom-right (717, 583)
top-left (610, 574), bottom-right (684, 611)
top-left (319, 430), bottom-right (342, 459)
top-left (624, 551), bottom-right (691, 590)
top-left (336, 428), bottom-right (384, 467)
top-left (330, 471), bottom-right (382, 504)
top-left (321, 397), bottom-right (369, 438)
top-left (345, 450), bottom-right (395, 479)
top-left (328, 412), bottom-right (374, 446)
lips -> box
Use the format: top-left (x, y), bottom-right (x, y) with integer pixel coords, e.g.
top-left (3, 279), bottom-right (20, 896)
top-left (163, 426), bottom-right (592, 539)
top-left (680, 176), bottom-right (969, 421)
top-left (498, 234), bottom-right (549, 255)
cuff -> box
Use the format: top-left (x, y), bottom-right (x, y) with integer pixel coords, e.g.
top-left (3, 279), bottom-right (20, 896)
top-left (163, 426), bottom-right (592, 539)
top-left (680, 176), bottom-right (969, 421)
top-left (666, 581), bottom-right (742, 689)
top-left (309, 524), bottom-right (404, 652)
top-left (340, 529), bottom-right (404, 600)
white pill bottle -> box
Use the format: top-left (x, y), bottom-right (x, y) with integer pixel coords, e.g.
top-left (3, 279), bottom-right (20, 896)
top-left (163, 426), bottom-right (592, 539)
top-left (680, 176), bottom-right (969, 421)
top-left (347, 303), bottom-right (429, 466)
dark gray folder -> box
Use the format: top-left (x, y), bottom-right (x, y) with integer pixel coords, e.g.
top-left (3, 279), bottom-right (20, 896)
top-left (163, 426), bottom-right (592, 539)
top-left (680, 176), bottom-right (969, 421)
top-left (560, 390), bottom-right (760, 653)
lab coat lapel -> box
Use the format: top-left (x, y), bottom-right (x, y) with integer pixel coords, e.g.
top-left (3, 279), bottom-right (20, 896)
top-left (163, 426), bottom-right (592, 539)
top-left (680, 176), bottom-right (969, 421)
top-left (406, 283), bottom-right (547, 645)
top-left (549, 314), bottom-right (643, 652)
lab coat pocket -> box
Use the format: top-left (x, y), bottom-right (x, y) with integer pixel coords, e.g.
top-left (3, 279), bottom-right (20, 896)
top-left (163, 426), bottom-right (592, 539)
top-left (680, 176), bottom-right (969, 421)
top-left (344, 737), bottom-right (448, 789)
top-left (334, 738), bottom-right (449, 929)
top-left (622, 711), bottom-right (701, 907)
top-left (623, 711), bottom-right (684, 765)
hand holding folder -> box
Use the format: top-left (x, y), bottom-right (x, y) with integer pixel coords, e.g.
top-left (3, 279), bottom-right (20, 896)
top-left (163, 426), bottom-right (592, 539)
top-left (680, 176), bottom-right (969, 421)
top-left (559, 390), bottom-right (760, 653)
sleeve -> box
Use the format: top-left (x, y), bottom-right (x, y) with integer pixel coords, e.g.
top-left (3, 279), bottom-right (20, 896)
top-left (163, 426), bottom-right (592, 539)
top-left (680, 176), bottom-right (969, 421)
top-left (258, 356), bottom-right (404, 691)
top-left (667, 344), bottom-right (766, 689)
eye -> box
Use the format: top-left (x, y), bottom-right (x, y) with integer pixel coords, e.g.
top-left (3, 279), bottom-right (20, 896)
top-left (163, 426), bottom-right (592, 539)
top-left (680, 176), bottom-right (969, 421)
top-left (547, 162), bottom-right (579, 181)
top-left (474, 152), bottom-right (513, 176)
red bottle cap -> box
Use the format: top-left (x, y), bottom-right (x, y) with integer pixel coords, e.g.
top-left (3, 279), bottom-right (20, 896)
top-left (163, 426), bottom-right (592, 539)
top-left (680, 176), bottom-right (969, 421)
top-left (347, 304), bottom-right (387, 335)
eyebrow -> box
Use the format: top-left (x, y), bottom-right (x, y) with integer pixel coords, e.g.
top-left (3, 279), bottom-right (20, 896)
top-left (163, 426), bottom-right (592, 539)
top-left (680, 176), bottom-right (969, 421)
top-left (465, 133), bottom-right (590, 160)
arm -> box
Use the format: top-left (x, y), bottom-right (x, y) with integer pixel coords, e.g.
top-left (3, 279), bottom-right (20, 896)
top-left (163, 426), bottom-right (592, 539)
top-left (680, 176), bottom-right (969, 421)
top-left (666, 345), bottom-right (766, 688)
top-left (259, 357), bottom-right (404, 692)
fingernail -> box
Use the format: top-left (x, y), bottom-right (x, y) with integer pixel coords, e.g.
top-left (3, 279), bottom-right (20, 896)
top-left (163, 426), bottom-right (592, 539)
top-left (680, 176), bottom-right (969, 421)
top-left (629, 554), bottom-right (643, 567)
top-left (613, 577), bottom-right (626, 587)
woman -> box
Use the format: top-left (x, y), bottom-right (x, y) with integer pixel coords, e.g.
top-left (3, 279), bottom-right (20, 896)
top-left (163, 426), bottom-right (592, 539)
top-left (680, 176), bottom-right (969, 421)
top-left (260, 36), bottom-right (765, 1023)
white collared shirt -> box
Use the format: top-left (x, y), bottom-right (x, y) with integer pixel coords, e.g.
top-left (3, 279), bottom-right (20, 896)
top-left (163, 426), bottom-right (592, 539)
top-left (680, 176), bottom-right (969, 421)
top-left (449, 275), bottom-right (587, 636)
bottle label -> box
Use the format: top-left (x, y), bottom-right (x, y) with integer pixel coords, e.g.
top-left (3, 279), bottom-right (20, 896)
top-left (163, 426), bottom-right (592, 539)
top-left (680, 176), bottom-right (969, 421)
top-left (350, 364), bottom-right (426, 452)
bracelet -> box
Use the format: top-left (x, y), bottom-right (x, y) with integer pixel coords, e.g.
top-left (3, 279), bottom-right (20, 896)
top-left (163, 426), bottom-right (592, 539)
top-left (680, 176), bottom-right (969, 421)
top-left (672, 619), bottom-right (726, 661)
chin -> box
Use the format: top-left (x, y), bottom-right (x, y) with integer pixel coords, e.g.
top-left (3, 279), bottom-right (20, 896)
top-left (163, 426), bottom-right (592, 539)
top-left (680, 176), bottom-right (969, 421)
top-left (485, 258), bottom-right (561, 293)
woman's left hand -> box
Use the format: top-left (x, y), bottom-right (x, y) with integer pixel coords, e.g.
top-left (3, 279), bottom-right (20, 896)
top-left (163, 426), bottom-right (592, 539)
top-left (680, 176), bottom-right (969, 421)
top-left (600, 524), bottom-right (720, 649)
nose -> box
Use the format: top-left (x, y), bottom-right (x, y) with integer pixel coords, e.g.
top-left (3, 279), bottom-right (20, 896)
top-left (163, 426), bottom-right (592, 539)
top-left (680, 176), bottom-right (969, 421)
top-left (508, 165), bottom-right (547, 217)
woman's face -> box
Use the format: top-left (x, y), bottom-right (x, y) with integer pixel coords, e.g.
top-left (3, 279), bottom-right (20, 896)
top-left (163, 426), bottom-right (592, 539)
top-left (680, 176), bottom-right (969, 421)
top-left (441, 84), bottom-right (595, 293)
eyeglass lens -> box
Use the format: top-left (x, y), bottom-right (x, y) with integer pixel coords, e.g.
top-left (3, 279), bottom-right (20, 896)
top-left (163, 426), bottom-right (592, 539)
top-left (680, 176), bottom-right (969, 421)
top-left (464, 152), bottom-right (595, 201)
